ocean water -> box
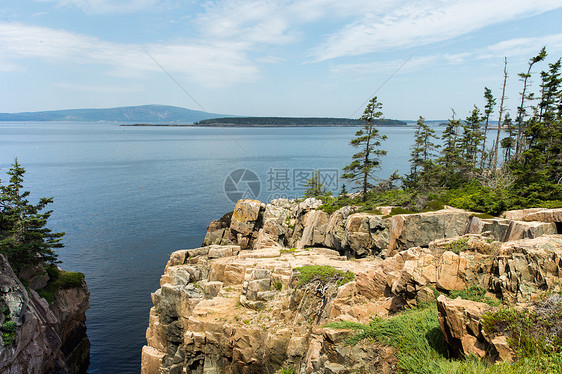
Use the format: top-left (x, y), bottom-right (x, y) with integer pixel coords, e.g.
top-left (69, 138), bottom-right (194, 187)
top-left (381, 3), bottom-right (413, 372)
top-left (0, 122), bottom-right (418, 373)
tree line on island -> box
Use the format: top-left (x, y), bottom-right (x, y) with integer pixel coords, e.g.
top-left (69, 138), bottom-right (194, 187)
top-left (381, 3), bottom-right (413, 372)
top-left (194, 116), bottom-right (406, 127)
top-left (310, 47), bottom-right (561, 215)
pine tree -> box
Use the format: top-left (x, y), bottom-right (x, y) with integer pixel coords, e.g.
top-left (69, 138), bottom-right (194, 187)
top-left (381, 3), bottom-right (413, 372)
top-left (407, 116), bottom-right (439, 189)
top-left (0, 159), bottom-right (64, 273)
top-left (461, 106), bottom-right (484, 175)
top-left (304, 170), bottom-right (327, 198)
top-left (515, 47), bottom-right (547, 157)
top-left (342, 97), bottom-right (387, 201)
top-left (438, 111), bottom-right (463, 188)
top-left (500, 113), bottom-right (516, 163)
top-left (480, 87), bottom-right (496, 169)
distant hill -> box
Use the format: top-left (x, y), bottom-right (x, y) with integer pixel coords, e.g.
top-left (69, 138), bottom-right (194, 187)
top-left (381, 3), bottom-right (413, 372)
top-left (0, 105), bottom-right (224, 123)
top-left (194, 117), bottom-right (407, 127)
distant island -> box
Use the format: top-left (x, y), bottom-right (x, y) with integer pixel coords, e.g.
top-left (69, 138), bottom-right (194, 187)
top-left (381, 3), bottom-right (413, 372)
top-left (0, 105), bottom-right (408, 127)
top-left (189, 117), bottom-right (407, 127)
top-left (0, 104), bottom-right (226, 123)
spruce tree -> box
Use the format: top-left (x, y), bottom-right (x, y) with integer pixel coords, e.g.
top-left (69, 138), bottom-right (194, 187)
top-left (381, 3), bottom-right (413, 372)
top-left (515, 47), bottom-right (547, 157)
top-left (0, 159), bottom-right (64, 273)
top-left (480, 87), bottom-right (496, 169)
top-left (304, 170), bottom-right (327, 198)
top-left (407, 116), bottom-right (439, 189)
top-left (342, 97), bottom-right (387, 201)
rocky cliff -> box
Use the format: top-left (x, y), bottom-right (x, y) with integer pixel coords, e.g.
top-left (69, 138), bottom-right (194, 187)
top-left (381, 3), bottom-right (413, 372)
top-left (0, 255), bottom-right (90, 374)
top-left (142, 199), bottom-right (562, 373)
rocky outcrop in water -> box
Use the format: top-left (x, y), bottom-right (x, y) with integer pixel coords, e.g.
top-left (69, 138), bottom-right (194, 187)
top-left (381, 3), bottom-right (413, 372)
top-left (0, 255), bottom-right (90, 374)
top-left (142, 201), bottom-right (562, 373)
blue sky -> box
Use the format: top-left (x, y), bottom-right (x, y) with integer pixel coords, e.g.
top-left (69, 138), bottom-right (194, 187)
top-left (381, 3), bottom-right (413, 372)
top-left (1, 0), bottom-right (562, 120)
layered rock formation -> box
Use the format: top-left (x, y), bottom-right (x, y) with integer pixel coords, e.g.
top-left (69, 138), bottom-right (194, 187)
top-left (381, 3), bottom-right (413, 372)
top-left (143, 201), bottom-right (562, 373)
top-left (0, 255), bottom-right (90, 374)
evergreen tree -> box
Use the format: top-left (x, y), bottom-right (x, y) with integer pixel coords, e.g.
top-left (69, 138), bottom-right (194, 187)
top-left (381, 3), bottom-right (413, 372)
top-left (342, 97), bottom-right (387, 201)
top-left (438, 112), bottom-right (463, 188)
top-left (406, 116), bottom-right (439, 189)
top-left (480, 87), bottom-right (496, 169)
top-left (461, 106), bottom-right (484, 175)
top-left (500, 113), bottom-right (516, 163)
top-left (0, 159), bottom-right (64, 273)
top-left (515, 47), bottom-right (547, 157)
top-left (304, 170), bottom-right (327, 198)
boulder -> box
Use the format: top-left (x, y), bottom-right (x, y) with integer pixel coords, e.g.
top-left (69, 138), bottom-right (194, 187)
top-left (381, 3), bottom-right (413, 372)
top-left (324, 206), bottom-right (358, 251)
top-left (229, 199), bottom-right (264, 249)
top-left (523, 208), bottom-right (562, 223)
top-left (300, 210), bottom-right (330, 248)
top-left (387, 211), bottom-right (472, 255)
top-left (490, 235), bottom-right (562, 303)
top-left (436, 295), bottom-right (489, 358)
top-left (342, 213), bottom-right (390, 257)
top-left (202, 212), bottom-right (233, 246)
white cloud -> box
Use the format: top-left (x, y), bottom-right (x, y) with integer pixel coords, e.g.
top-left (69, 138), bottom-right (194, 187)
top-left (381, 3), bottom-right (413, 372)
top-left (479, 33), bottom-right (562, 60)
top-left (0, 22), bottom-right (258, 87)
top-left (54, 82), bottom-right (141, 93)
top-left (331, 55), bottom-right (439, 75)
top-left (312, 0), bottom-right (562, 61)
top-left (37, 0), bottom-right (163, 14)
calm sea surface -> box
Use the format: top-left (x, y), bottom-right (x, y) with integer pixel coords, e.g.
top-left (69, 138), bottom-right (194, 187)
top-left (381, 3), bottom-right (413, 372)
top-left (0, 122), bottom-right (419, 373)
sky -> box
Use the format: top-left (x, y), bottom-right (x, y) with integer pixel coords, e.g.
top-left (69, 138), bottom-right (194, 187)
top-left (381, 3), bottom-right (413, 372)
top-left (1, 0), bottom-right (562, 120)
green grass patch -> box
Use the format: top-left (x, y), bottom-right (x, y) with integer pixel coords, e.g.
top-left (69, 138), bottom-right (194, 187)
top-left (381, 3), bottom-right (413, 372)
top-left (482, 294), bottom-right (562, 359)
top-left (449, 285), bottom-right (500, 307)
top-left (280, 247), bottom-right (297, 254)
top-left (325, 304), bottom-right (449, 373)
top-left (294, 265), bottom-right (355, 288)
top-left (326, 302), bottom-right (562, 373)
top-left (444, 237), bottom-right (469, 254)
top-left (1, 319), bottom-right (16, 345)
top-left (37, 265), bottom-right (85, 304)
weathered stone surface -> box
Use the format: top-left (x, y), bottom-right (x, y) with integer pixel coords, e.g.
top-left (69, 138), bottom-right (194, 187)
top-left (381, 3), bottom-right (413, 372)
top-left (523, 208), bottom-right (562, 223)
top-left (502, 208), bottom-right (562, 224)
top-left (342, 213), bottom-right (390, 257)
top-left (300, 210), bottom-right (330, 248)
top-left (387, 211), bottom-right (472, 255)
top-left (145, 198), bottom-right (562, 372)
top-left (501, 208), bottom-right (543, 221)
top-left (490, 235), bottom-right (562, 303)
top-left (0, 255), bottom-right (90, 374)
top-left (324, 206), bottom-right (358, 251)
top-left (437, 295), bottom-right (489, 358)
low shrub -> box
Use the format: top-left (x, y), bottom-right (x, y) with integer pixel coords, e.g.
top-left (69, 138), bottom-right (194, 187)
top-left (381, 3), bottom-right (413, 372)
top-left (482, 294), bottom-right (562, 359)
top-left (294, 265), bottom-right (354, 288)
top-left (444, 237), bottom-right (469, 254)
top-left (449, 284), bottom-right (500, 306)
top-left (37, 268), bottom-right (85, 304)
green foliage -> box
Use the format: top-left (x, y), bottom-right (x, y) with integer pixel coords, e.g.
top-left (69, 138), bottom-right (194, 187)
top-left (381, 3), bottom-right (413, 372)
top-left (327, 301), bottom-right (562, 373)
top-left (482, 294), bottom-right (562, 359)
top-left (280, 247), bottom-right (297, 254)
top-left (294, 265), bottom-right (355, 288)
top-left (37, 267), bottom-right (85, 304)
top-left (280, 367), bottom-right (295, 374)
top-left (0, 159), bottom-right (64, 274)
top-left (1, 318), bottom-right (16, 345)
top-left (449, 284), bottom-right (500, 306)
top-left (273, 280), bottom-right (283, 291)
top-left (444, 237), bottom-right (469, 254)
top-left (342, 96), bottom-right (388, 201)
top-left (304, 170), bottom-right (328, 198)
top-left (326, 304), bottom-right (449, 373)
